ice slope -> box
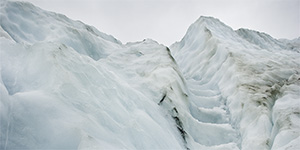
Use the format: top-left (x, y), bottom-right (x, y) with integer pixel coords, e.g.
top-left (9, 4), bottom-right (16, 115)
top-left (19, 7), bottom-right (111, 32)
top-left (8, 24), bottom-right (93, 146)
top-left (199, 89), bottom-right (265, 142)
top-left (236, 28), bottom-right (300, 53)
top-left (1, 1), bottom-right (300, 150)
top-left (170, 16), bottom-right (300, 150)
top-left (1, 1), bottom-right (189, 149)
top-left (279, 37), bottom-right (300, 53)
top-left (1, 38), bottom-right (190, 149)
top-left (0, 0), bottom-right (122, 60)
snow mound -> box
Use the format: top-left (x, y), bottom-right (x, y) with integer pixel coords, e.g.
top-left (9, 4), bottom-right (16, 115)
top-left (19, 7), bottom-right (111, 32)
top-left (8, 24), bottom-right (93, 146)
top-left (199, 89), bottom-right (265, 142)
top-left (1, 2), bottom-right (299, 150)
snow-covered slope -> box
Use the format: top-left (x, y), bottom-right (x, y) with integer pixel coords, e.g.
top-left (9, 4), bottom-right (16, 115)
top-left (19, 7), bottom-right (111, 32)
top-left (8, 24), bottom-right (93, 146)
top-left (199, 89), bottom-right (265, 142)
top-left (1, 1), bottom-right (299, 150)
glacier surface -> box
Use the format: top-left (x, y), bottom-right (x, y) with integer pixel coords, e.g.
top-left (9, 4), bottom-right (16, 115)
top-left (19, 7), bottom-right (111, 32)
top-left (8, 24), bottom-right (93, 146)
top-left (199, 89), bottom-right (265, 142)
top-left (0, 1), bottom-right (299, 150)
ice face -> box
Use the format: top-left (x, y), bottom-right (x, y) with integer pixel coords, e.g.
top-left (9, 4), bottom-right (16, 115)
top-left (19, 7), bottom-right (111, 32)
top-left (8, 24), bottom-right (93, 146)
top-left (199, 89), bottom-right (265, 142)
top-left (1, 1), bottom-right (299, 150)
top-left (170, 16), bottom-right (300, 150)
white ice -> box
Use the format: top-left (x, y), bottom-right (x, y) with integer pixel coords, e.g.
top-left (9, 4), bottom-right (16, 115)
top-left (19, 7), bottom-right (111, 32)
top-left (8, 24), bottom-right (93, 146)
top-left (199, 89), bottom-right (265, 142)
top-left (1, 1), bottom-right (299, 150)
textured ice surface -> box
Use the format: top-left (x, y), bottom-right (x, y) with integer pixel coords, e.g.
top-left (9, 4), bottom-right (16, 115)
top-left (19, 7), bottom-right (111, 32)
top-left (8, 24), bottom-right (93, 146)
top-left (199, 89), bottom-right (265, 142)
top-left (1, 1), bottom-right (299, 150)
top-left (171, 16), bottom-right (300, 150)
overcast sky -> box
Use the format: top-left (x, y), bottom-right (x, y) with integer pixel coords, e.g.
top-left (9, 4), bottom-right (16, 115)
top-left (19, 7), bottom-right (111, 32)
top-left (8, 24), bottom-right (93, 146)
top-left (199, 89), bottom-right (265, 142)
top-left (23, 0), bottom-right (299, 45)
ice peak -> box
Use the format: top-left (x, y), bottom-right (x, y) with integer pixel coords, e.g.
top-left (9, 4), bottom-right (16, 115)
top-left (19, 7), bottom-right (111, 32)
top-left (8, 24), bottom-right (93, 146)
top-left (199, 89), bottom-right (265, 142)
top-left (185, 16), bottom-right (235, 39)
top-left (196, 16), bottom-right (223, 24)
top-left (173, 16), bottom-right (237, 50)
top-left (193, 16), bottom-right (232, 29)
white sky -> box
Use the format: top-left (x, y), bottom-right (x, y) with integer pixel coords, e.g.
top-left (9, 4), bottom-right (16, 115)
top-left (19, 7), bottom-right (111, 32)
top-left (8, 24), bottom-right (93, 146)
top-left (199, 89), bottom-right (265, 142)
top-left (22, 0), bottom-right (299, 45)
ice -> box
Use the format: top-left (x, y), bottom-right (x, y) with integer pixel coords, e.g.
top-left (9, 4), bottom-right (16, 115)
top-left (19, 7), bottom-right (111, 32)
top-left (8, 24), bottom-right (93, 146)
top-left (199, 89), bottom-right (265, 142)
top-left (0, 0), bottom-right (123, 60)
top-left (1, 1), bottom-right (299, 150)
top-left (171, 16), bottom-right (300, 149)
top-left (0, 40), bottom-right (185, 149)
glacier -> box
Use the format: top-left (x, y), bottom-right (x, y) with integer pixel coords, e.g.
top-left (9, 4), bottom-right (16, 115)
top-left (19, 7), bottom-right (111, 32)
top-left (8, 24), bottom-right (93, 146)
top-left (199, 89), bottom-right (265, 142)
top-left (0, 1), bottom-right (299, 150)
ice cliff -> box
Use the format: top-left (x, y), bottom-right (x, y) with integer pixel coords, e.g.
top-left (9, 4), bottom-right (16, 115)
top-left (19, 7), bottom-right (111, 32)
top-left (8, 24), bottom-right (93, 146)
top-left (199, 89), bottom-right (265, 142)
top-left (1, 1), bottom-right (299, 150)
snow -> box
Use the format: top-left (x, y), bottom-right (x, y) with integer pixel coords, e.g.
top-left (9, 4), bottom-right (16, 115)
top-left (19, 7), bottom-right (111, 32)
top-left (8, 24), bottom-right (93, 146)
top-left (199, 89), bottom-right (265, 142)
top-left (1, 1), bottom-right (300, 150)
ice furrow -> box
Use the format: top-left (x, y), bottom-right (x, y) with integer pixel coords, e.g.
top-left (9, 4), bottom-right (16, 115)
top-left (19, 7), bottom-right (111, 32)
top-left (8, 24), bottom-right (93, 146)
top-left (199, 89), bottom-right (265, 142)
top-left (187, 77), bottom-right (240, 147)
